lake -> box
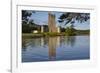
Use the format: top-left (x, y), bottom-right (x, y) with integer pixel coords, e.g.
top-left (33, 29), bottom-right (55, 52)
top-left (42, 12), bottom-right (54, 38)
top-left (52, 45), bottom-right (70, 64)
top-left (22, 36), bottom-right (90, 62)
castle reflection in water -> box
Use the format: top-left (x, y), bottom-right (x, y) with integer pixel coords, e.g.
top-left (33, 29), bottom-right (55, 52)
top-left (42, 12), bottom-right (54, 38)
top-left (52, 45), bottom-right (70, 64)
top-left (22, 36), bottom-right (89, 62)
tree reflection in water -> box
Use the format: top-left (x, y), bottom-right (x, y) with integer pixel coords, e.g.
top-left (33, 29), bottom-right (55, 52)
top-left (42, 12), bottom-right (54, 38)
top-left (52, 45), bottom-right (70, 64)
top-left (65, 36), bottom-right (76, 47)
top-left (22, 39), bottom-right (27, 51)
top-left (22, 36), bottom-right (90, 62)
top-left (22, 36), bottom-right (76, 60)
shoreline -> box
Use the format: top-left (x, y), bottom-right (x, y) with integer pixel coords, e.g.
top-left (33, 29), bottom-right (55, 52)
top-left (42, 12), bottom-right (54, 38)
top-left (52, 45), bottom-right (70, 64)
top-left (22, 33), bottom-right (90, 38)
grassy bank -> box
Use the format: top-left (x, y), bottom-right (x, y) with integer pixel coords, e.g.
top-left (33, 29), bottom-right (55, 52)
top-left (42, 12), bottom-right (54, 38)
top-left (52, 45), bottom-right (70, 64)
top-left (22, 32), bottom-right (65, 38)
top-left (22, 30), bottom-right (90, 38)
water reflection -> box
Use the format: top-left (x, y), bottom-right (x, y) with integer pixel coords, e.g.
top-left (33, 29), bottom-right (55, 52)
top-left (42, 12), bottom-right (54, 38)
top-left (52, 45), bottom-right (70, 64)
top-left (22, 36), bottom-right (89, 62)
top-left (65, 36), bottom-right (76, 47)
top-left (48, 37), bottom-right (57, 60)
top-left (22, 36), bottom-right (76, 48)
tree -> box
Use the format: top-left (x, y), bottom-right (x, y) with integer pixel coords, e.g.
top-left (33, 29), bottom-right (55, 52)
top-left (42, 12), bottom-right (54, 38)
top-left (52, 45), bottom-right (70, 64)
top-left (22, 10), bottom-right (35, 25)
top-left (65, 24), bottom-right (76, 36)
top-left (28, 20), bottom-right (34, 25)
top-left (22, 10), bottom-right (36, 33)
top-left (58, 12), bottom-right (90, 25)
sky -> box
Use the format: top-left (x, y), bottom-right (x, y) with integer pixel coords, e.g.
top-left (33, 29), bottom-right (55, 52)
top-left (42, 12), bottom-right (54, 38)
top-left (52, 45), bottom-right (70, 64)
top-left (29, 11), bottom-right (90, 30)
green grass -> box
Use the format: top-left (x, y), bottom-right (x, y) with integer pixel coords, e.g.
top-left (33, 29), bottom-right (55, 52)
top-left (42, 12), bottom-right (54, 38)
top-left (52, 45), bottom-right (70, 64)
top-left (75, 30), bottom-right (90, 35)
top-left (22, 30), bottom-right (90, 38)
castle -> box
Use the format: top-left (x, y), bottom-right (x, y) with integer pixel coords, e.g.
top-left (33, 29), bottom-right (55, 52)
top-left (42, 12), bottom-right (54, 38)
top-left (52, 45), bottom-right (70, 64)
top-left (48, 12), bottom-right (58, 32)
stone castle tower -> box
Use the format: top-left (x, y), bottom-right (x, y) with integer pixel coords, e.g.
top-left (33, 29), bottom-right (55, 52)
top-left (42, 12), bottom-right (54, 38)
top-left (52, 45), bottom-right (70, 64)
top-left (48, 12), bottom-right (57, 32)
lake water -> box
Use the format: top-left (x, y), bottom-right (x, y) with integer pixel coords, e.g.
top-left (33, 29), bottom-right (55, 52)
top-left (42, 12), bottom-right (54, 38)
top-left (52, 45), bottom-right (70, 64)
top-left (22, 36), bottom-right (90, 62)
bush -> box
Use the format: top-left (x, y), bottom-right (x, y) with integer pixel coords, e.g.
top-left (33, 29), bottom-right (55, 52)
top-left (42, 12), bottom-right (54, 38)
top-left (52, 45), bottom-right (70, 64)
top-left (22, 24), bottom-right (38, 33)
top-left (65, 27), bottom-right (76, 36)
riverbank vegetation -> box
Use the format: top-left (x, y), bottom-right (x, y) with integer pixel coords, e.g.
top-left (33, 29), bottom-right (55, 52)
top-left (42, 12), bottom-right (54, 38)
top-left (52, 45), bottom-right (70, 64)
top-left (22, 29), bottom-right (90, 38)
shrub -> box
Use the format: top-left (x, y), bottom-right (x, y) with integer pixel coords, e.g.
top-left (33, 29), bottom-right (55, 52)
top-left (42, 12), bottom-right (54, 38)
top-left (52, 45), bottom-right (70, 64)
top-left (65, 27), bottom-right (76, 36)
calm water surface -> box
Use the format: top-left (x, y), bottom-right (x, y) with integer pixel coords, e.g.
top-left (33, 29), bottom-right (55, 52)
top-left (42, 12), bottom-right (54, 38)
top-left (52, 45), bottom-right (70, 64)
top-left (22, 36), bottom-right (90, 62)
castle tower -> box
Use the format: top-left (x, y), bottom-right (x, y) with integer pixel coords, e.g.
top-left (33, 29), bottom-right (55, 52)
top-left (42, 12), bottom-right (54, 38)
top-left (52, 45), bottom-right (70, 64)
top-left (48, 12), bottom-right (57, 32)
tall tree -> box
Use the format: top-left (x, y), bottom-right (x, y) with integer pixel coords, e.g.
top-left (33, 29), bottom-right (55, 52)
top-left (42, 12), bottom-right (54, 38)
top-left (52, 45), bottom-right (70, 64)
top-left (22, 10), bottom-right (36, 33)
top-left (58, 12), bottom-right (90, 25)
top-left (22, 10), bottom-right (35, 24)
